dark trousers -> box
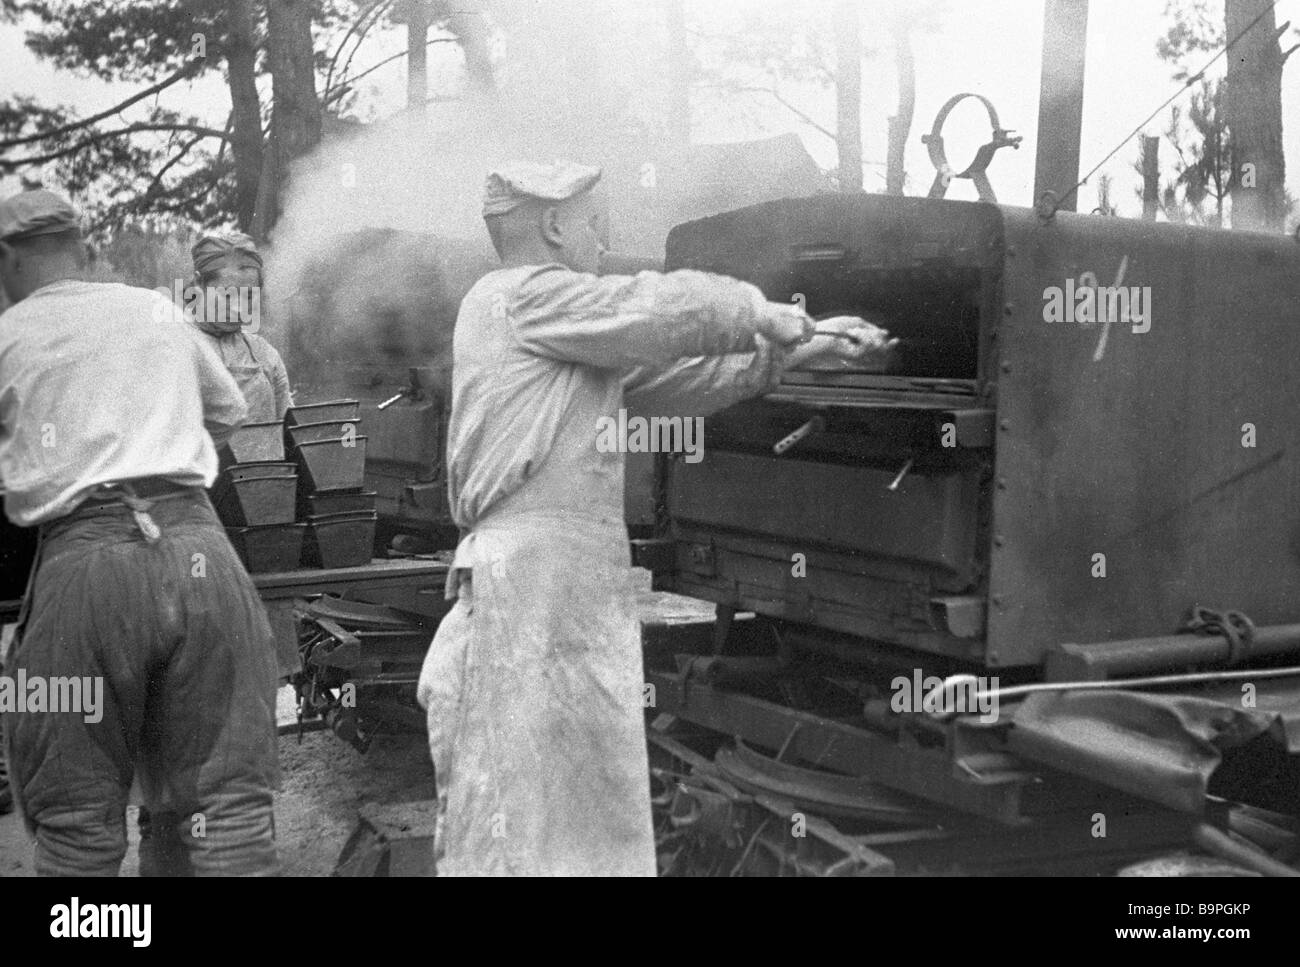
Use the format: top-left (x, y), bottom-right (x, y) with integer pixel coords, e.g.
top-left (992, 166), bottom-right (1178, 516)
top-left (3, 491), bottom-right (279, 876)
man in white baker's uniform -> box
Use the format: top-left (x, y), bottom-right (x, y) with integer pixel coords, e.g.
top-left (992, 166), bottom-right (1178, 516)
top-left (418, 162), bottom-right (893, 876)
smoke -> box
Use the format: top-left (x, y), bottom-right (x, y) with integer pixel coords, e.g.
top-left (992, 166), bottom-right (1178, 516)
top-left (261, 1), bottom-right (828, 394)
top-left (262, 2), bottom-right (674, 390)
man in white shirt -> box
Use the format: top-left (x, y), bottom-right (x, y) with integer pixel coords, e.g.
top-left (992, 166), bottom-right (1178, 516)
top-left (0, 189), bottom-right (280, 876)
top-left (417, 162), bottom-right (891, 875)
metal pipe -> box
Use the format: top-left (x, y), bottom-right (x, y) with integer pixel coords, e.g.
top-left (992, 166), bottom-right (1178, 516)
top-left (926, 665), bottom-right (1300, 721)
top-left (1048, 623), bottom-right (1300, 680)
top-left (1033, 0), bottom-right (1090, 211)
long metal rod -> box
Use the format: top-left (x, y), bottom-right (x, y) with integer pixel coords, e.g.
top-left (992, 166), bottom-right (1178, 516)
top-left (1048, 623), bottom-right (1300, 680)
top-left (927, 665), bottom-right (1300, 720)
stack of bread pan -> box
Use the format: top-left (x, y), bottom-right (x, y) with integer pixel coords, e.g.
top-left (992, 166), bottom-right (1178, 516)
top-left (218, 421), bottom-right (304, 572)
top-left (285, 400), bottom-right (376, 568)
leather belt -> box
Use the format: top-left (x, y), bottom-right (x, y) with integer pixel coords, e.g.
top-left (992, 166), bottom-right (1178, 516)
top-left (78, 478), bottom-right (200, 543)
top-left (84, 476), bottom-right (194, 502)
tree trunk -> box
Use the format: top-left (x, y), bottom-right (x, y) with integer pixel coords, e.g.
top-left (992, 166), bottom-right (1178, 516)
top-left (403, 0), bottom-right (430, 110)
top-left (250, 135), bottom-right (278, 244)
top-left (255, 0), bottom-right (322, 240)
top-left (444, 1), bottom-right (495, 97)
top-left (1224, 0), bottom-right (1287, 231)
top-left (1140, 134), bottom-right (1160, 220)
top-left (834, 0), bottom-right (862, 191)
top-left (225, 0), bottom-right (264, 232)
top-left (885, 22), bottom-right (914, 195)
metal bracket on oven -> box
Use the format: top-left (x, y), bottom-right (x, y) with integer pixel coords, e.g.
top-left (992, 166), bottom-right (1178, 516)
top-left (923, 93), bottom-right (1021, 203)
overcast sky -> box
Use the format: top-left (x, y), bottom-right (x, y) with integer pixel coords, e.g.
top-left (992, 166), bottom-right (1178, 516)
top-left (2, 0), bottom-right (1298, 219)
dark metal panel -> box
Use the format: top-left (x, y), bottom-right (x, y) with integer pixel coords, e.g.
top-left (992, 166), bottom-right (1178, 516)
top-left (989, 209), bottom-right (1300, 665)
top-left (670, 449), bottom-right (982, 577)
top-left (668, 532), bottom-right (983, 659)
top-left (624, 450), bottom-right (656, 528)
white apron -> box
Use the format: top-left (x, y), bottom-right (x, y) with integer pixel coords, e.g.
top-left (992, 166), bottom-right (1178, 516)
top-left (422, 509), bottom-right (653, 876)
top-left (225, 333), bottom-right (279, 424)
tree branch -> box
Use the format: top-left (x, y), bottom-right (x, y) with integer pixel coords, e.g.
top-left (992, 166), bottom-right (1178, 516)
top-left (86, 161), bottom-right (224, 236)
top-left (324, 36), bottom-right (458, 105)
top-left (746, 86), bottom-right (835, 140)
top-left (2, 123), bottom-right (226, 168)
top-left (0, 60), bottom-right (203, 150)
top-left (141, 132), bottom-right (208, 202)
top-left (155, 169), bottom-right (226, 217)
top-left (336, 0), bottom-right (398, 97)
top-left (1283, 42), bottom-right (1299, 65)
top-left (325, 0), bottom-right (393, 95)
top-left (695, 81), bottom-right (835, 140)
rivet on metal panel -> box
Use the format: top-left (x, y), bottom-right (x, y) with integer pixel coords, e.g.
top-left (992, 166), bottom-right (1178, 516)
top-left (994, 535), bottom-right (1005, 546)
top-left (992, 595), bottom-right (1004, 608)
top-left (1003, 305), bottom-right (1014, 316)
top-left (688, 543), bottom-right (716, 576)
top-left (999, 420), bottom-right (1010, 431)
top-left (1006, 246), bottom-right (1016, 257)
top-left (1000, 361), bottom-right (1011, 373)
top-left (996, 477), bottom-right (1007, 489)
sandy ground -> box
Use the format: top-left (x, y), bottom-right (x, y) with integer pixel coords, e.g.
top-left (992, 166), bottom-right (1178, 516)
top-left (0, 685), bottom-right (435, 877)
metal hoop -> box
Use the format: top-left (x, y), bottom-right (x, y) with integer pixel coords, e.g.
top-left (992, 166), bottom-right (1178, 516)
top-left (922, 93), bottom-right (1022, 203)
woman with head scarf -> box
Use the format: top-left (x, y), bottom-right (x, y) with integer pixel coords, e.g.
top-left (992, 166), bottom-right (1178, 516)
top-left (190, 230), bottom-right (293, 421)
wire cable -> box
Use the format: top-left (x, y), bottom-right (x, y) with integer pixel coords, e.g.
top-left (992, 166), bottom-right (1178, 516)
top-left (1045, 0), bottom-right (1283, 216)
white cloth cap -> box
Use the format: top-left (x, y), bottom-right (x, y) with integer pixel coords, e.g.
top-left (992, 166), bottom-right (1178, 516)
top-left (482, 161), bottom-right (602, 217)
